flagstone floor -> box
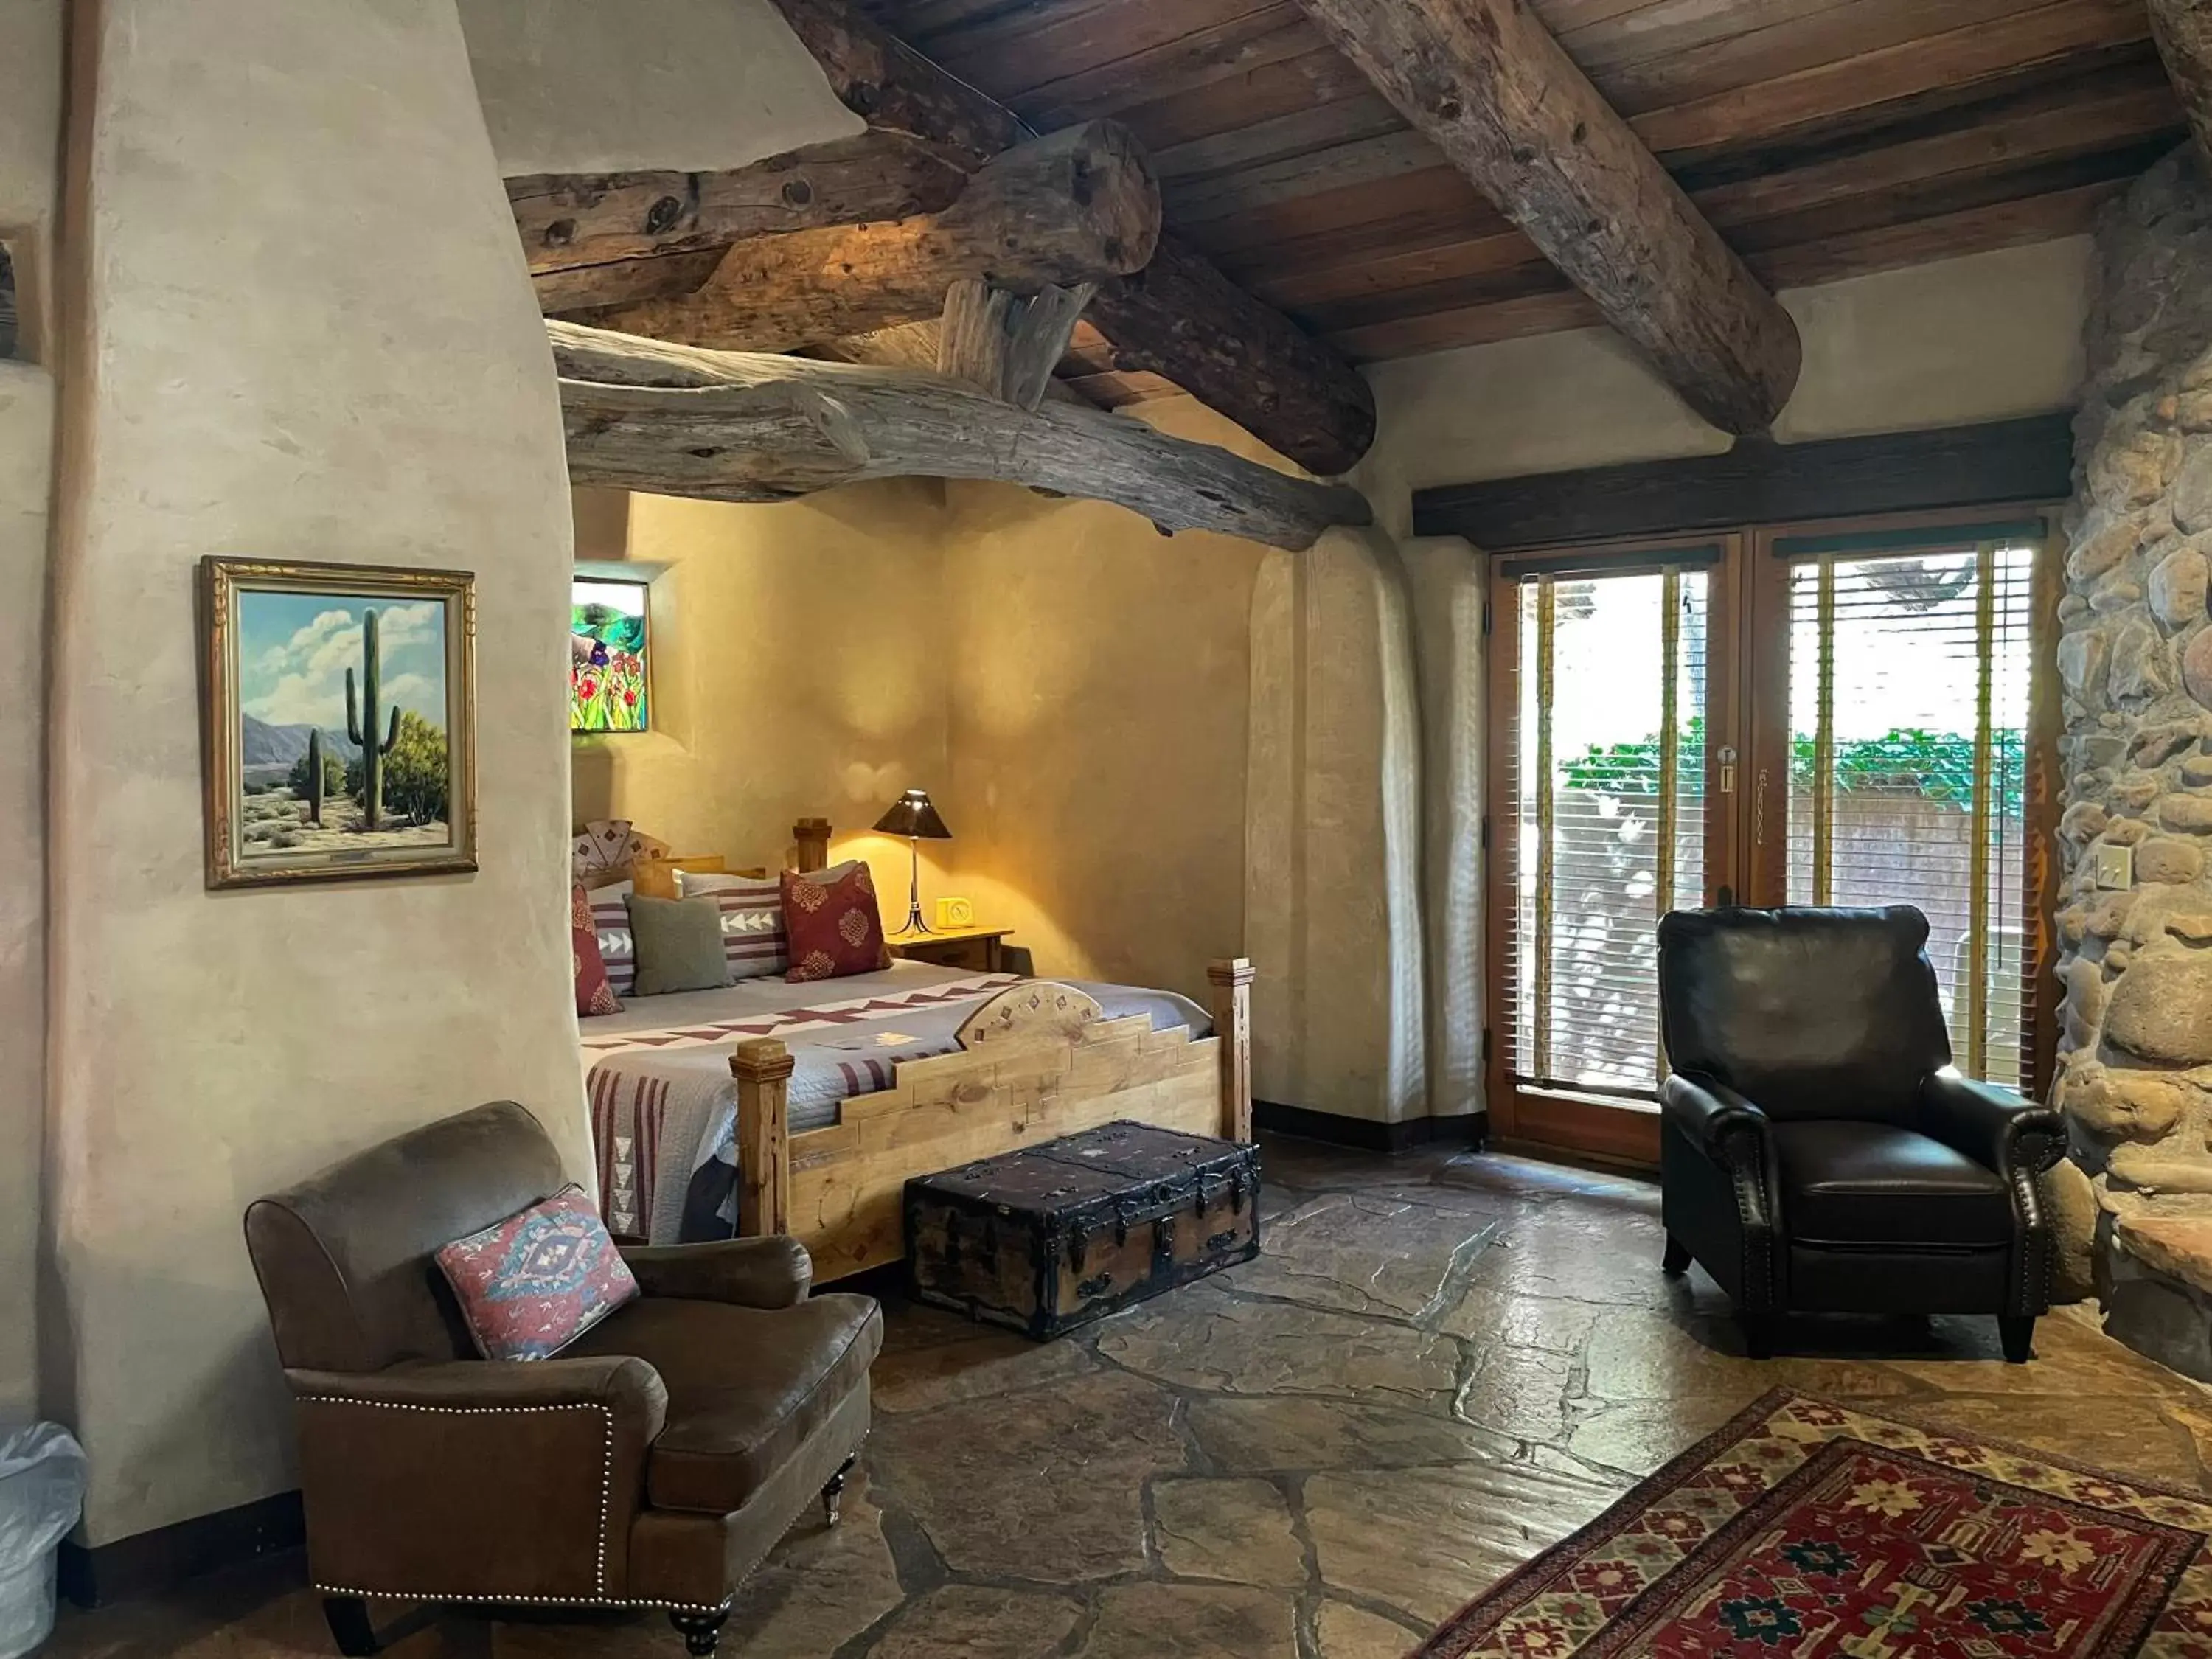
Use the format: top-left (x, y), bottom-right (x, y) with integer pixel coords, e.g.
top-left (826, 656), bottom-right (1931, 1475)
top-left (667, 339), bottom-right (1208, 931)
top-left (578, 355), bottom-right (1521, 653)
top-left (46, 1139), bottom-right (2212, 1659)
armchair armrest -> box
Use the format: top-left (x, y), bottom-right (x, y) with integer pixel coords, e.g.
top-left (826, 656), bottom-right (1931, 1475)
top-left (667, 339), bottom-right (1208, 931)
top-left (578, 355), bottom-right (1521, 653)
top-left (620, 1234), bottom-right (813, 1308)
top-left (1659, 1072), bottom-right (1771, 1156)
top-left (284, 1356), bottom-right (667, 1599)
top-left (1918, 1069), bottom-right (2066, 1178)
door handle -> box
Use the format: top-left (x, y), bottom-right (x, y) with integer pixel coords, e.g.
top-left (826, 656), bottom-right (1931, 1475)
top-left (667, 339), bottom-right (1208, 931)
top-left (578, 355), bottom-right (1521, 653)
top-left (1717, 745), bottom-right (1738, 795)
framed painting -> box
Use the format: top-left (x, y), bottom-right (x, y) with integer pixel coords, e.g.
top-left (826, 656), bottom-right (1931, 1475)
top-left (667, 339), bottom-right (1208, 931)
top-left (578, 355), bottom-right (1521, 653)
top-left (571, 577), bottom-right (650, 732)
top-left (199, 557), bottom-right (477, 888)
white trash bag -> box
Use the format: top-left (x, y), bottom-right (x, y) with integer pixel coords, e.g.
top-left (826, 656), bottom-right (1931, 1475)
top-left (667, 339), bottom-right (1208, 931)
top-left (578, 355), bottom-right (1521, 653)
top-left (0, 1425), bottom-right (86, 1659)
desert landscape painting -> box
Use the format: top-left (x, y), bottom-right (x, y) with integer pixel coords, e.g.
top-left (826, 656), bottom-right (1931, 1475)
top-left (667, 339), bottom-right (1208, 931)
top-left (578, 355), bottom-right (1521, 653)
top-left (201, 559), bottom-right (476, 886)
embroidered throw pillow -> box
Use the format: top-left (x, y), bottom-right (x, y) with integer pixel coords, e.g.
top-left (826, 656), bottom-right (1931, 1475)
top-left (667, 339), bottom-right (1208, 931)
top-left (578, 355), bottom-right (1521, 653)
top-left (783, 862), bottom-right (892, 982)
top-left (571, 882), bottom-right (622, 1016)
top-left (588, 884), bottom-right (636, 998)
top-left (625, 893), bottom-right (734, 996)
top-left (435, 1186), bottom-right (639, 1361)
top-left (675, 872), bottom-right (789, 981)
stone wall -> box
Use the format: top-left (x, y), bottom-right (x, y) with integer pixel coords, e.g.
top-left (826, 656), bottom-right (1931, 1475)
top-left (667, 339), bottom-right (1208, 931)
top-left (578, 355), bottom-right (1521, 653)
top-left (2055, 146), bottom-right (2212, 1378)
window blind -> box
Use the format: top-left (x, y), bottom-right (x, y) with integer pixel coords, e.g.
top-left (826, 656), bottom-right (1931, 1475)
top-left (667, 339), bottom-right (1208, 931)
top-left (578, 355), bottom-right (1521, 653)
top-left (1781, 540), bottom-right (2037, 1088)
top-left (1507, 566), bottom-right (1710, 1096)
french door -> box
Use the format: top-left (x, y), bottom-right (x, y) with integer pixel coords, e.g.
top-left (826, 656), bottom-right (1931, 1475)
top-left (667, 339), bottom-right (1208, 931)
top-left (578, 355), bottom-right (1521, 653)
top-left (1484, 511), bottom-right (2059, 1166)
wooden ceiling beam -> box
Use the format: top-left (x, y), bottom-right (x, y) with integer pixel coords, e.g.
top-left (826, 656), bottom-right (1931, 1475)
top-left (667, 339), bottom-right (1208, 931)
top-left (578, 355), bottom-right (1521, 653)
top-left (767, 0), bottom-right (1376, 475)
top-left (1292, 0), bottom-right (1801, 434)
top-left (510, 131), bottom-right (970, 313)
top-left (2150, 0), bottom-right (2212, 166)
top-left (550, 321), bottom-right (1371, 552)
top-left (578, 122), bottom-right (1160, 355)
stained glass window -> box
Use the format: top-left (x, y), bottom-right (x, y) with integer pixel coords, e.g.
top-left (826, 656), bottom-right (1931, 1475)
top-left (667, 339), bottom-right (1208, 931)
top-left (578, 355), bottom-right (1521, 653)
top-left (571, 579), bottom-right (649, 732)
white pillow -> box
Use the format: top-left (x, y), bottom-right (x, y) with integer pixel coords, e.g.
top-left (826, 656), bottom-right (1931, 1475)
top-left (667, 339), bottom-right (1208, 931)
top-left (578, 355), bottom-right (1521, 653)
top-left (676, 870), bottom-right (754, 897)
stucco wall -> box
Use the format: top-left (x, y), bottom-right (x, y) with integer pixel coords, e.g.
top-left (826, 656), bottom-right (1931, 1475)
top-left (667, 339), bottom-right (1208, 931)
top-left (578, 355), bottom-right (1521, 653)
top-left (456, 0), bottom-right (861, 175)
top-left (0, 0), bottom-right (62, 1423)
top-left (938, 400), bottom-right (1272, 1003)
top-left (570, 481), bottom-right (951, 900)
top-left (48, 0), bottom-right (587, 1544)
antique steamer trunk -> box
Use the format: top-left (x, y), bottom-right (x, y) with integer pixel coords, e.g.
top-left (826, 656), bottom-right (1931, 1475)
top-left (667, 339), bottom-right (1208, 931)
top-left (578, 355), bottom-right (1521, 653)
top-left (905, 1121), bottom-right (1262, 1338)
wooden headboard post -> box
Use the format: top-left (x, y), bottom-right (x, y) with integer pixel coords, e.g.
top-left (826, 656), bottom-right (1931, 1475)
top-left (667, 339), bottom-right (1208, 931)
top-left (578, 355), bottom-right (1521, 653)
top-left (1207, 957), bottom-right (1256, 1144)
top-left (791, 817), bottom-right (832, 873)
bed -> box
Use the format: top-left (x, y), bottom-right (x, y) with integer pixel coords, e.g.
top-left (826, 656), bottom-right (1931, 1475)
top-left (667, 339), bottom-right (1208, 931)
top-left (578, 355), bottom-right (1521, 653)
top-left (577, 818), bottom-right (1254, 1281)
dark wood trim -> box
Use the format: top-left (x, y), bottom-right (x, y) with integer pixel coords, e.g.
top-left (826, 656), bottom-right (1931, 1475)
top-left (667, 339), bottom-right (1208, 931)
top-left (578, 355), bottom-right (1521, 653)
top-left (2023, 516), bottom-right (2066, 1105)
top-left (1254, 1100), bottom-right (1487, 1154)
top-left (58, 1489), bottom-right (305, 1609)
top-left (1413, 414), bottom-right (2077, 552)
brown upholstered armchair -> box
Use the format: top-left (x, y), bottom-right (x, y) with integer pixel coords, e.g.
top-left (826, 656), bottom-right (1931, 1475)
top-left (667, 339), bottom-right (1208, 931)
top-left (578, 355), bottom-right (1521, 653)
top-left (243, 1102), bottom-right (880, 1657)
top-left (1656, 905), bottom-right (2066, 1363)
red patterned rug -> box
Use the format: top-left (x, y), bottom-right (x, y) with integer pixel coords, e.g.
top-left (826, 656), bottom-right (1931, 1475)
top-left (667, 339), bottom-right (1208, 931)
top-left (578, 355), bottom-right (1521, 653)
top-left (1416, 1389), bottom-right (2212, 1659)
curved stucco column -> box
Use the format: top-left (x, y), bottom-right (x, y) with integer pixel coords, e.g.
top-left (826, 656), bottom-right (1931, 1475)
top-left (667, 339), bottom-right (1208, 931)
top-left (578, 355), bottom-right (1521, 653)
top-left (1246, 526), bottom-right (1427, 1124)
top-left (47, 0), bottom-right (586, 1543)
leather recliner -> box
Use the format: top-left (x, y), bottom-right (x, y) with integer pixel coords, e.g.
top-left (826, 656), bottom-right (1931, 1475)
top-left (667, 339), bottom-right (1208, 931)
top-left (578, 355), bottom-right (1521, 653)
top-left (243, 1101), bottom-right (880, 1656)
top-left (1656, 905), bottom-right (2065, 1363)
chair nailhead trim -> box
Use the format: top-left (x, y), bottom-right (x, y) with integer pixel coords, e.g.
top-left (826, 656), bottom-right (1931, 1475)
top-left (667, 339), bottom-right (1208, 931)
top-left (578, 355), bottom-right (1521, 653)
top-left (308, 1585), bottom-right (724, 1615)
top-left (296, 1396), bottom-right (616, 1597)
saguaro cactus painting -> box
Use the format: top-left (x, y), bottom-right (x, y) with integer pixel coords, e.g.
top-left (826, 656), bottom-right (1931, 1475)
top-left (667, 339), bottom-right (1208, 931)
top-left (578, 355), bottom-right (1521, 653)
top-left (201, 557), bottom-right (477, 888)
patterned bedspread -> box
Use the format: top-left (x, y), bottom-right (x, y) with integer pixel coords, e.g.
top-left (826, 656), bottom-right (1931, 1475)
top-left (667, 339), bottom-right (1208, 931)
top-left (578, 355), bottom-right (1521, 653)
top-left (580, 961), bottom-right (1208, 1244)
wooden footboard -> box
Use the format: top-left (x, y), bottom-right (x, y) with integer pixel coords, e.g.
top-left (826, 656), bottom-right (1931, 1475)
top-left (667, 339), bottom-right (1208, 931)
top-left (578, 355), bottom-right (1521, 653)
top-left (731, 957), bottom-right (1255, 1281)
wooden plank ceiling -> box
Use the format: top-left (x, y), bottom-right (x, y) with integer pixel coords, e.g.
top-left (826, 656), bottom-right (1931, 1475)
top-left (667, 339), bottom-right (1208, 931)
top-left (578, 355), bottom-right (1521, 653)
top-left (858, 0), bottom-right (2184, 403)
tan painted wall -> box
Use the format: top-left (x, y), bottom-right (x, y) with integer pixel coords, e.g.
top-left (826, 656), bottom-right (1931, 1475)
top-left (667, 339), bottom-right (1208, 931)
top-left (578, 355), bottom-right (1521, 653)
top-left (571, 481), bottom-right (952, 902)
top-left (47, 0), bottom-right (587, 1544)
top-left (456, 0), bottom-right (862, 175)
top-left (0, 0), bottom-right (63, 1423)
top-left (938, 400), bottom-right (1271, 1004)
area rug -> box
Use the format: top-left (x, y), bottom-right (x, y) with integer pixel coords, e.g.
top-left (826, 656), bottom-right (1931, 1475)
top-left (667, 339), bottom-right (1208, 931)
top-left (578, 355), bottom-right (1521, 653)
top-left (1415, 1388), bottom-right (2212, 1659)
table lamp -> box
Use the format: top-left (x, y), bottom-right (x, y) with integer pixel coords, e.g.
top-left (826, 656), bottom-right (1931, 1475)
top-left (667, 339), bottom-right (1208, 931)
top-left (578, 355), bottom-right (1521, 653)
top-left (872, 788), bottom-right (951, 935)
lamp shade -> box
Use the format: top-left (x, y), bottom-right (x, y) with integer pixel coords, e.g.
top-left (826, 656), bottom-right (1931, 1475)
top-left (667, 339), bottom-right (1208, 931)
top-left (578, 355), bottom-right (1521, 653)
top-left (873, 789), bottom-right (951, 840)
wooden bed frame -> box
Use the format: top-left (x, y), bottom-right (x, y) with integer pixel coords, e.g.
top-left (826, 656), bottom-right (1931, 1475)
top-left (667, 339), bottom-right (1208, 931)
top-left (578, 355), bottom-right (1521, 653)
top-left (725, 818), bottom-right (1255, 1281)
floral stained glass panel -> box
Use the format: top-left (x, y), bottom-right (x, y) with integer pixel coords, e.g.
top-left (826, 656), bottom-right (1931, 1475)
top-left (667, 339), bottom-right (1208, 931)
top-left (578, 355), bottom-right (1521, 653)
top-left (571, 579), bottom-right (649, 732)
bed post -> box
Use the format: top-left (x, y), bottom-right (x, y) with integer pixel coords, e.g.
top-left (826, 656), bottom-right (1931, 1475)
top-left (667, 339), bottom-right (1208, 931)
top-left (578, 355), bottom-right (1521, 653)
top-left (791, 818), bottom-right (831, 873)
top-left (731, 1039), bottom-right (794, 1237)
top-left (1207, 957), bottom-right (1255, 1144)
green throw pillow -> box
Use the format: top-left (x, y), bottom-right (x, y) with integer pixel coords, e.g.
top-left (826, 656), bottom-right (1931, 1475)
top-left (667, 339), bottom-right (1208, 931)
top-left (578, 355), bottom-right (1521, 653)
top-left (625, 893), bottom-right (732, 996)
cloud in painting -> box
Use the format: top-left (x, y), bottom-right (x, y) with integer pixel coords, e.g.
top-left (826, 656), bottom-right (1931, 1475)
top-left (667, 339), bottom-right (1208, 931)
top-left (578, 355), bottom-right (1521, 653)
top-left (239, 597), bottom-right (448, 731)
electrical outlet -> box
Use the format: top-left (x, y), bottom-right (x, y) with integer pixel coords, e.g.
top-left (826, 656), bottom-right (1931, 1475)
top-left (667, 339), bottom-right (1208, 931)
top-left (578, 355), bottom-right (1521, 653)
top-left (2096, 842), bottom-right (2133, 891)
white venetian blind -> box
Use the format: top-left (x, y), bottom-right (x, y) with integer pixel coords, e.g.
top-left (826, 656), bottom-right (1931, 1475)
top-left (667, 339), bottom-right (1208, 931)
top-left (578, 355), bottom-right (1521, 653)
top-left (1506, 558), bottom-right (1711, 1096)
top-left (1779, 527), bottom-right (2041, 1087)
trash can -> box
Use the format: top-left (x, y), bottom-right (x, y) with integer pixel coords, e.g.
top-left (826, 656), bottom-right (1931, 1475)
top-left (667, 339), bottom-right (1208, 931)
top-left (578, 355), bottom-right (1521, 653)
top-left (0, 1425), bottom-right (86, 1659)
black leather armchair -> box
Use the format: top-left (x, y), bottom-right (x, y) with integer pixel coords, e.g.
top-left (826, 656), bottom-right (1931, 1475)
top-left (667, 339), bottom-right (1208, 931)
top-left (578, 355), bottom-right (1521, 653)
top-left (1655, 905), bottom-right (2066, 1362)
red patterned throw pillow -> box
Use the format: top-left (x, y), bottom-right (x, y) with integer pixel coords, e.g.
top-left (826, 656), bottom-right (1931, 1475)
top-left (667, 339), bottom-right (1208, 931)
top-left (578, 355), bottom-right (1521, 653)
top-left (436, 1186), bottom-right (639, 1362)
top-left (572, 883), bottom-right (622, 1016)
top-left (782, 862), bottom-right (892, 982)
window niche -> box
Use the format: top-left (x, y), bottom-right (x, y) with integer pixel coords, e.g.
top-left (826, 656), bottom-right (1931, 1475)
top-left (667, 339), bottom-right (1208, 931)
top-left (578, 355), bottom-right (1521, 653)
top-left (0, 243), bottom-right (16, 361)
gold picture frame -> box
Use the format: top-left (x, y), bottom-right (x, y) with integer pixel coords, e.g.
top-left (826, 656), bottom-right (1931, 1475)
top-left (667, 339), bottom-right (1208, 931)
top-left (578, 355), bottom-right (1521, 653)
top-left (199, 557), bottom-right (478, 889)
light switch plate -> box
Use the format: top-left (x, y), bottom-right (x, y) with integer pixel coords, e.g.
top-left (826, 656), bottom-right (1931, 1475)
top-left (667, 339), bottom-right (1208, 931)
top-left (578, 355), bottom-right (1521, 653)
top-left (2096, 842), bottom-right (2133, 890)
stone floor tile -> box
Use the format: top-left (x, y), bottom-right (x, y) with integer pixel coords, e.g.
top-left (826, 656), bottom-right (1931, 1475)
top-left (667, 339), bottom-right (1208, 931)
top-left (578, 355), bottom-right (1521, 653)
top-left (1069, 1584), bottom-right (1297, 1659)
top-left (1097, 1283), bottom-right (1461, 1408)
top-left (1228, 1191), bottom-right (1502, 1322)
top-left (1455, 1343), bottom-right (1575, 1441)
top-left (871, 1321), bottom-right (1099, 1415)
top-left (1315, 1599), bottom-right (1426, 1658)
top-left (1306, 1460), bottom-right (1628, 1627)
top-left (1893, 1393), bottom-right (2210, 1491)
top-left (1186, 1394), bottom-right (1519, 1473)
top-left (867, 1586), bottom-right (1082, 1659)
top-left (870, 1367), bottom-right (1186, 1582)
top-left (703, 1472), bottom-right (902, 1658)
top-left (1439, 1288), bottom-right (1602, 1354)
top-left (1566, 1397), bottom-right (1750, 1477)
top-left (1150, 1477), bottom-right (1307, 1586)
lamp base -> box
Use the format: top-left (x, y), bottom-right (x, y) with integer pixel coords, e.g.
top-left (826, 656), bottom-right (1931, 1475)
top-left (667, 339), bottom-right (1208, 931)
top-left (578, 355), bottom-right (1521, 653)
top-left (892, 903), bottom-right (933, 938)
top-left (896, 840), bottom-right (933, 934)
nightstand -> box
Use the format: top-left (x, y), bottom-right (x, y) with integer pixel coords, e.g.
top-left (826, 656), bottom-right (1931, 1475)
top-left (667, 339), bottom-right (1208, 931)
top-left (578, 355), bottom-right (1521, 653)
top-left (886, 925), bottom-right (1014, 973)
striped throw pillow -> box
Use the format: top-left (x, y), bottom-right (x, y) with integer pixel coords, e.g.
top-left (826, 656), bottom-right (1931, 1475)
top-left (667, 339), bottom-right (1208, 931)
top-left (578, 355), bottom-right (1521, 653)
top-left (678, 871), bottom-right (788, 981)
top-left (589, 885), bottom-right (636, 998)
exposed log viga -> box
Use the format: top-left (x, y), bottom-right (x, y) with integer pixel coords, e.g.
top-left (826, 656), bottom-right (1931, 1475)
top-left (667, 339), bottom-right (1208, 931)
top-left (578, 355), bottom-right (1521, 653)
top-left (551, 321), bottom-right (1370, 552)
top-left (582, 122), bottom-right (1160, 355)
